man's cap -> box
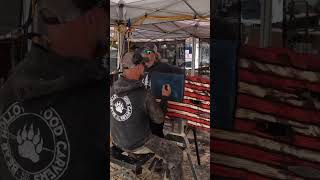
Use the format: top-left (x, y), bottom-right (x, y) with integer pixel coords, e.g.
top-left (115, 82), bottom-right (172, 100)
top-left (38, 0), bottom-right (105, 24)
top-left (142, 43), bottom-right (158, 53)
top-left (121, 51), bottom-right (145, 69)
top-left (141, 42), bottom-right (161, 61)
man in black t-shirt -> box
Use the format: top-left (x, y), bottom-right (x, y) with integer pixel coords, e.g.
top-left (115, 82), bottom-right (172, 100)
top-left (140, 43), bottom-right (185, 138)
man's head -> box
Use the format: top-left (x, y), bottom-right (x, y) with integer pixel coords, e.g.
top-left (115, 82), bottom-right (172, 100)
top-left (35, 0), bottom-right (107, 60)
top-left (141, 43), bottom-right (160, 68)
top-left (121, 52), bottom-right (145, 80)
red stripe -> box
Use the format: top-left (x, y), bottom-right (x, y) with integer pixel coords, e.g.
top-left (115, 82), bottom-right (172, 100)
top-left (167, 104), bottom-right (209, 116)
top-left (239, 69), bottom-right (320, 93)
top-left (238, 94), bottom-right (320, 125)
top-left (211, 163), bottom-right (283, 180)
top-left (186, 76), bottom-right (210, 84)
top-left (182, 99), bottom-right (210, 109)
top-left (184, 92), bottom-right (210, 101)
top-left (211, 164), bottom-right (248, 179)
top-left (184, 84), bottom-right (210, 92)
top-left (212, 138), bottom-right (320, 172)
top-left (240, 46), bottom-right (320, 71)
top-left (164, 117), bottom-right (210, 130)
top-left (234, 118), bottom-right (320, 151)
top-left (166, 112), bottom-right (210, 125)
top-left (213, 139), bottom-right (286, 167)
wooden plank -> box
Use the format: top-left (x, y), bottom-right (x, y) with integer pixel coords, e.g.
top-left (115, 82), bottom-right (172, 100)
top-left (240, 58), bottom-right (320, 83)
top-left (236, 108), bottom-right (320, 138)
top-left (211, 129), bottom-right (320, 164)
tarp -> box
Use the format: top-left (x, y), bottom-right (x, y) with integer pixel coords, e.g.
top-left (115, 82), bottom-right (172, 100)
top-left (110, 0), bottom-right (210, 40)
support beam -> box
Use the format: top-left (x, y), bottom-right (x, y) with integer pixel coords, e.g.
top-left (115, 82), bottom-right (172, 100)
top-left (191, 37), bottom-right (196, 76)
top-left (149, 24), bottom-right (196, 41)
top-left (171, 21), bottom-right (195, 37)
top-left (153, 24), bottom-right (167, 34)
top-left (182, 0), bottom-right (200, 16)
top-left (130, 0), bottom-right (185, 22)
top-left (260, 0), bottom-right (272, 48)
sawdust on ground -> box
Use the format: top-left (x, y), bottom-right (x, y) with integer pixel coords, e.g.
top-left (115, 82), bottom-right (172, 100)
top-left (110, 127), bottom-right (210, 180)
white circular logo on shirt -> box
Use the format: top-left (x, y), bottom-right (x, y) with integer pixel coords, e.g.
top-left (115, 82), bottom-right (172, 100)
top-left (0, 102), bottom-right (70, 180)
top-left (110, 94), bottom-right (132, 122)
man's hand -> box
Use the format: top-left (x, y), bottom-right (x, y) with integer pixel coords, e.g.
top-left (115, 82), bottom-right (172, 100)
top-left (162, 84), bottom-right (171, 97)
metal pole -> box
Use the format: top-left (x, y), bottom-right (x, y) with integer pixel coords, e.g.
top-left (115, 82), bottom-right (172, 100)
top-left (192, 128), bottom-right (201, 165)
top-left (260, 0), bottom-right (272, 48)
top-left (117, 30), bottom-right (125, 71)
top-left (198, 39), bottom-right (201, 70)
top-left (191, 37), bottom-right (196, 76)
top-left (117, 1), bottom-right (126, 72)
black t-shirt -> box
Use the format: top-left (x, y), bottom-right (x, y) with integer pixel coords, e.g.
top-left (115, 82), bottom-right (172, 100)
top-left (0, 44), bottom-right (109, 180)
top-left (0, 80), bottom-right (108, 180)
top-left (147, 62), bottom-right (184, 76)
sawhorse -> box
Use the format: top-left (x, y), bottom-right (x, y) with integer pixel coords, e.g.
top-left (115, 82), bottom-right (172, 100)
top-left (165, 118), bottom-right (201, 180)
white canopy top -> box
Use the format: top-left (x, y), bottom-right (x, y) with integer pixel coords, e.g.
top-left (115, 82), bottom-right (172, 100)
top-left (110, 0), bottom-right (210, 40)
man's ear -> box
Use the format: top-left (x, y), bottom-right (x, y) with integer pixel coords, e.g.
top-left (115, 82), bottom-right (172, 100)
top-left (137, 64), bottom-right (145, 73)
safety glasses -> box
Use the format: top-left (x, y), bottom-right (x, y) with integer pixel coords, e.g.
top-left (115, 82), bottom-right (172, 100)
top-left (143, 50), bottom-right (155, 55)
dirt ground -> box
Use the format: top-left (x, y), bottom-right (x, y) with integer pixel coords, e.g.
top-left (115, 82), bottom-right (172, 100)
top-left (110, 124), bottom-right (210, 180)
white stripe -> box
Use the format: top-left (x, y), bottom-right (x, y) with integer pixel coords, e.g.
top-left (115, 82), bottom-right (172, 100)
top-left (167, 109), bottom-right (210, 122)
top-left (168, 101), bottom-right (210, 113)
top-left (213, 153), bottom-right (302, 180)
top-left (185, 88), bottom-right (210, 96)
top-left (211, 129), bottom-right (320, 163)
top-left (236, 108), bottom-right (320, 138)
top-left (187, 121), bottom-right (210, 129)
top-left (238, 82), bottom-right (320, 110)
top-left (239, 81), bottom-right (320, 110)
top-left (240, 58), bottom-right (320, 83)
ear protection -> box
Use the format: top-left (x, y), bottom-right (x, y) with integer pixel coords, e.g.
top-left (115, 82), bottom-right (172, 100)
top-left (132, 50), bottom-right (144, 65)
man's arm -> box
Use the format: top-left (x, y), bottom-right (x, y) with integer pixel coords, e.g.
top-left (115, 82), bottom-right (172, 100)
top-left (145, 84), bottom-right (171, 124)
top-left (145, 92), bottom-right (167, 124)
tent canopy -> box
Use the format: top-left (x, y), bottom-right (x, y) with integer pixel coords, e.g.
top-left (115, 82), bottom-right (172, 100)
top-left (110, 0), bottom-right (210, 40)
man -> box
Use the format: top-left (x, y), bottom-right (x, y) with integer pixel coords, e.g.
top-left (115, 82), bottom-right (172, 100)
top-left (143, 42), bottom-right (185, 75)
top-left (0, 0), bottom-right (108, 180)
top-left (141, 42), bottom-right (185, 138)
top-left (110, 51), bottom-right (183, 180)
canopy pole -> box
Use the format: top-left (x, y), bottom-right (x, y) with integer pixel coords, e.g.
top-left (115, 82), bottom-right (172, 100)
top-left (191, 37), bottom-right (196, 76)
top-left (198, 38), bottom-right (201, 70)
top-left (260, 0), bottom-right (272, 48)
top-left (117, 1), bottom-right (126, 72)
top-left (117, 31), bottom-right (125, 71)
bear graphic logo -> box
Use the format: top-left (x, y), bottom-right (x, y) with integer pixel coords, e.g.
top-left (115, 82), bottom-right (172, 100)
top-left (115, 101), bottom-right (124, 114)
top-left (110, 94), bottom-right (132, 122)
top-left (17, 124), bottom-right (43, 163)
top-left (0, 103), bottom-right (70, 180)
